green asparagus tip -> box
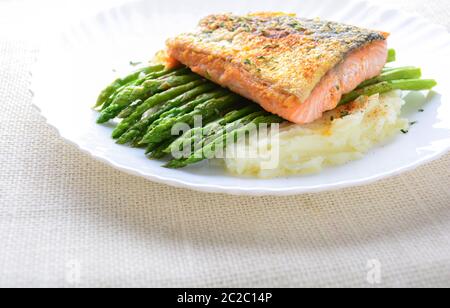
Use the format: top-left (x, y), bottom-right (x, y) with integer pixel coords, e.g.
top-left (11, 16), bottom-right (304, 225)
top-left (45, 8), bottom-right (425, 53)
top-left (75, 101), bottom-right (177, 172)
top-left (93, 103), bottom-right (103, 110)
top-left (97, 114), bottom-right (110, 124)
top-left (164, 159), bottom-right (188, 169)
top-left (111, 130), bottom-right (123, 139)
top-left (162, 147), bottom-right (173, 155)
top-left (429, 79), bottom-right (438, 88)
top-left (148, 151), bottom-right (167, 160)
top-left (387, 49), bottom-right (396, 63)
top-left (115, 138), bottom-right (127, 145)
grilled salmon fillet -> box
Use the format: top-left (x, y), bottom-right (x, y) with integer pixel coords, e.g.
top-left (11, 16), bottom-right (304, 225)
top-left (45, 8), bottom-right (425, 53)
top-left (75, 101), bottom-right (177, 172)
top-left (167, 12), bottom-right (389, 124)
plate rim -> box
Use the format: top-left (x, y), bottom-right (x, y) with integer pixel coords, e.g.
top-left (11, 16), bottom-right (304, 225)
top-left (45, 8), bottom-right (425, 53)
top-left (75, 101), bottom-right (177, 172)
top-left (30, 0), bottom-right (450, 196)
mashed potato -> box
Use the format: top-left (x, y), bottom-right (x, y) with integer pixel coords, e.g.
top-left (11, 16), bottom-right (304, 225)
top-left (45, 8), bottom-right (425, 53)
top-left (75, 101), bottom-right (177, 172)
top-left (224, 91), bottom-right (409, 178)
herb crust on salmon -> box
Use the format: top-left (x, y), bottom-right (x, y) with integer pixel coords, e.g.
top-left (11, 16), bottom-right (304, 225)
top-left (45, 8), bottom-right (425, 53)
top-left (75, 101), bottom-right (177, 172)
top-left (166, 12), bottom-right (389, 124)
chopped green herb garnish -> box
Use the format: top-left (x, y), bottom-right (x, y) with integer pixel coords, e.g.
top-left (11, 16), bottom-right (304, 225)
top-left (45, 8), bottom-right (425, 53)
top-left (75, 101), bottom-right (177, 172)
top-left (243, 59), bottom-right (252, 65)
top-left (401, 129), bottom-right (409, 134)
top-left (418, 109), bottom-right (424, 112)
top-left (129, 61), bottom-right (142, 67)
top-left (288, 21), bottom-right (306, 31)
top-left (410, 121), bottom-right (418, 126)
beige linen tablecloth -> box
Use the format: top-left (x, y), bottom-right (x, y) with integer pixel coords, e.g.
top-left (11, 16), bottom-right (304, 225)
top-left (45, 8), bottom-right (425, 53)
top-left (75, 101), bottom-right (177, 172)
top-left (0, 0), bottom-right (449, 288)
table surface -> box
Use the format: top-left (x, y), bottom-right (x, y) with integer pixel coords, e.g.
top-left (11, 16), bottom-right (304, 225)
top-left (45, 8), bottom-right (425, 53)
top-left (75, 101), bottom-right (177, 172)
top-left (0, 0), bottom-right (449, 288)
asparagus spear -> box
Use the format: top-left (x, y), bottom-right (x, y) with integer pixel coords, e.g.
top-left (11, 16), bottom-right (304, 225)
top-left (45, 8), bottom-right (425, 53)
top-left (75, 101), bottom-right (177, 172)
top-left (217, 105), bottom-right (264, 125)
top-left (193, 111), bottom-right (268, 155)
top-left (151, 93), bottom-right (221, 123)
top-left (147, 138), bottom-right (180, 159)
top-left (144, 89), bottom-right (230, 128)
top-left (139, 94), bottom-right (241, 145)
top-left (97, 74), bottom-right (201, 124)
top-left (339, 78), bottom-right (437, 106)
top-left (387, 49), bottom-right (396, 63)
top-left (357, 67), bottom-right (421, 89)
top-left (116, 84), bottom-right (219, 145)
top-left (101, 85), bottom-right (128, 111)
top-left (95, 65), bottom-right (165, 108)
top-left (111, 80), bottom-right (205, 139)
top-left (117, 99), bottom-right (144, 119)
top-left (145, 104), bottom-right (241, 156)
top-left (100, 66), bottom-right (186, 111)
top-left (165, 115), bottom-right (284, 169)
top-left (100, 69), bottom-right (191, 118)
top-left (135, 89), bottom-right (231, 143)
top-left (165, 105), bottom-right (263, 155)
top-left (195, 105), bottom-right (264, 142)
top-left (168, 111), bottom-right (268, 160)
top-left (382, 65), bottom-right (416, 73)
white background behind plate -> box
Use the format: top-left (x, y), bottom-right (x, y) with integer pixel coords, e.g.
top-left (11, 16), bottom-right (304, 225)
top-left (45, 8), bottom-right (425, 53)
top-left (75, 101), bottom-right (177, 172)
top-left (0, 0), bottom-right (450, 288)
top-left (31, 0), bottom-right (450, 195)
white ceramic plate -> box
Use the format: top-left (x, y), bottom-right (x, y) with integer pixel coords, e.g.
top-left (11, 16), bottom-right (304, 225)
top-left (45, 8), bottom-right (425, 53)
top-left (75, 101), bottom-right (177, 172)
top-left (31, 0), bottom-right (450, 196)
